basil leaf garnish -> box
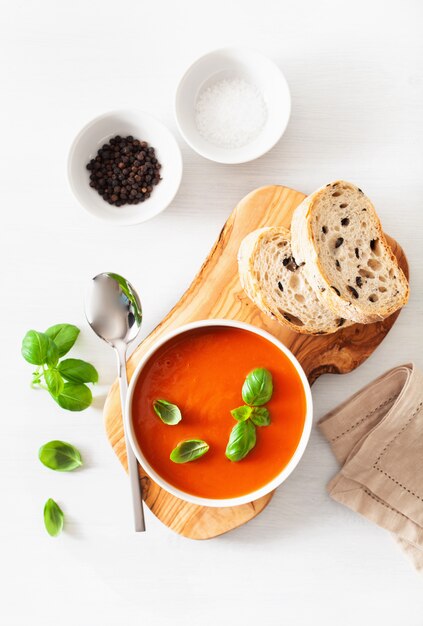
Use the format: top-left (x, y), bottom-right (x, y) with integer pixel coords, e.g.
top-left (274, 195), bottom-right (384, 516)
top-left (39, 440), bottom-right (83, 471)
top-left (170, 439), bottom-right (209, 463)
top-left (230, 406), bottom-right (253, 421)
top-left (250, 407), bottom-right (271, 427)
top-left (241, 368), bottom-right (273, 406)
top-left (56, 383), bottom-right (92, 411)
top-left (44, 368), bottom-right (64, 397)
top-left (21, 330), bottom-right (58, 367)
top-left (45, 324), bottom-right (80, 357)
top-left (153, 399), bottom-right (182, 425)
top-left (225, 420), bottom-right (257, 462)
top-left (58, 359), bottom-right (99, 384)
top-left (44, 498), bottom-right (64, 537)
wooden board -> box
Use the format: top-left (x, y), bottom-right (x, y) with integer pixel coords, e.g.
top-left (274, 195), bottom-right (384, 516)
top-left (103, 185), bottom-right (409, 539)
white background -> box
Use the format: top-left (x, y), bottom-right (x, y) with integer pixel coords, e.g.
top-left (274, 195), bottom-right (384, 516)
top-left (2, 1), bottom-right (423, 624)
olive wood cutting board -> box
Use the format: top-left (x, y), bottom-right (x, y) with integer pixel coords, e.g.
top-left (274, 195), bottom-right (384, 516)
top-left (103, 185), bottom-right (408, 539)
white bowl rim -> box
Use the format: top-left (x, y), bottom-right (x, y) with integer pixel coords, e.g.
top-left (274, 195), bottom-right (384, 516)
top-left (67, 108), bottom-right (183, 225)
top-left (126, 318), bottom-right (313, 508)
top-left (174, 46), bottom-right (291, 164)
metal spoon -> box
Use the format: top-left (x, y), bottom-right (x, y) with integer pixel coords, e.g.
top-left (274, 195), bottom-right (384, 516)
top-left (85, 272), bottom-right (146, 532)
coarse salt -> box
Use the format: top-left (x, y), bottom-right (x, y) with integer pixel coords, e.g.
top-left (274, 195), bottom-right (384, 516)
top-left (194, 77), bottom-right (267, 149)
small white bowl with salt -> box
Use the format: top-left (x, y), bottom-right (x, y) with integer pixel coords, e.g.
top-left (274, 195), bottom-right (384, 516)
top-left (175, 48), bottom-right (291, 164)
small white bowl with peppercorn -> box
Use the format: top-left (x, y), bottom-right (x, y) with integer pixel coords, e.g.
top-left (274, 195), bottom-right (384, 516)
top-left (68, 110), bottom-right (183, 225)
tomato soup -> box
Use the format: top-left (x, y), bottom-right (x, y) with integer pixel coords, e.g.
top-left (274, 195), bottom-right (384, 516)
top-left (131, 326), bottom-right (307, 499)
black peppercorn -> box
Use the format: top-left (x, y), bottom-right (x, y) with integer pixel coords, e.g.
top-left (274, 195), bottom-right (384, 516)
top-left (86, 135), bottom-right (162, 206)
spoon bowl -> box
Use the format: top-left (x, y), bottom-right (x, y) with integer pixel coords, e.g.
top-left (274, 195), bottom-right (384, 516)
top-left (85, 273), bottom-right (142, 348)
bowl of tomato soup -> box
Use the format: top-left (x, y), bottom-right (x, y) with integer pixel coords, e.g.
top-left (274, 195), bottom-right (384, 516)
top-left (127, 319), bottom-right (312, 507)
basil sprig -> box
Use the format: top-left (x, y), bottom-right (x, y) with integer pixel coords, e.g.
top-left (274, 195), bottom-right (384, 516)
top-left (21, 324), bottom-right (98, 411)
top-left (44, 498), bottom-right (64, 537)
top-left (225, 368), bottom-right (273, 462)
top-left (39, 440), bottom-right (83, 471)
top-left (153, 399), bottom-right (182, 425)
top-left (170, 439), bottom-right (209, 463)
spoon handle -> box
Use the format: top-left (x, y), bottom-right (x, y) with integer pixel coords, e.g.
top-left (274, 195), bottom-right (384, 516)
top-left (116, 346), bottom-right (146, 532)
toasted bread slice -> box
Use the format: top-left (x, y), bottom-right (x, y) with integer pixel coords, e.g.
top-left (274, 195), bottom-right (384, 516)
top-left (291, 181), bottom-right (409, 323)
top-left (238, 226), bottom-right (350, 334)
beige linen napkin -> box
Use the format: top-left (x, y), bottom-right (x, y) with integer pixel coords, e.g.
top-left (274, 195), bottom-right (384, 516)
top-left (319, 364), bottom-right (423, 572)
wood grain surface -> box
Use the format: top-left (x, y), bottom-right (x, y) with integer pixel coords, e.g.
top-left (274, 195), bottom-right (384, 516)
top-left (103, 185), bottom-right (409, 539)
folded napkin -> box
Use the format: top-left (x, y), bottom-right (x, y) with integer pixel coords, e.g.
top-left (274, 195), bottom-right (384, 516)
top-left (319, 364), bottom-right (423, 572)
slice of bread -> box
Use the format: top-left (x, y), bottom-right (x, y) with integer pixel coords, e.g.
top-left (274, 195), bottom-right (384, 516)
top-left (290, 181), bottom-right (409, 324)
top-left (238, 226), bottom-right (350, 334)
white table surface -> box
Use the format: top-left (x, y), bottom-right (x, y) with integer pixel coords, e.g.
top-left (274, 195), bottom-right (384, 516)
top-left (2, 1), bottom-right (423, 624)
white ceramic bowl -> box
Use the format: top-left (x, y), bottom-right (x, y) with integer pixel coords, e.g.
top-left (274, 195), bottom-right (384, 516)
top-left (68, 110), bottom-right (183, 225)
top-left (175, 48), bottom-right (291, 164)
top-left (126, 319), bottom-right (312, 507)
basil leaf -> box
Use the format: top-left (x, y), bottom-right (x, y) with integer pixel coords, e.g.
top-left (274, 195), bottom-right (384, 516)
top-left (56, 382), bottom-right (92, 411)
top-left (153, 399), bottom-right (182, 425)
top-left (170, 439), bottom-right (209, 463)
top-left (44, 368), bottom-right (64, 397)
top-left (225, 420), bottom-right (256, 462)
top-left (45, 323), bottom-right (80, 357)
top-left (39, 440), bottom-right (83, 471)
top-left (250, 406), bottom-right (271, 427)
top-left (230, 405), bottom-right (253, 421)
top-left (21, 330), bottom-right (58, 366)
top-left (58, 359), bottom-right (99, 384)
top-left (241, 368), bottom-right (273, 406)
top-left (44, 498), bottom-right (64, 537)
